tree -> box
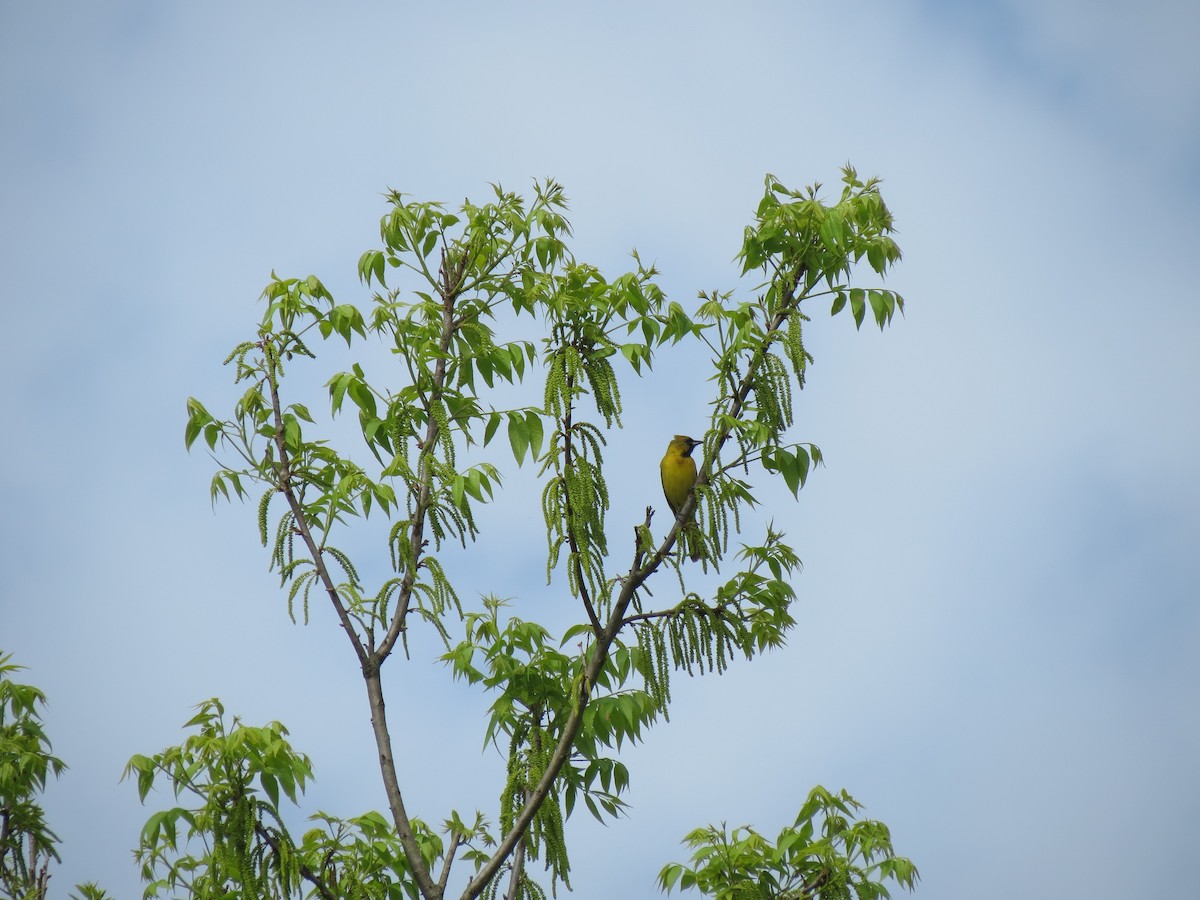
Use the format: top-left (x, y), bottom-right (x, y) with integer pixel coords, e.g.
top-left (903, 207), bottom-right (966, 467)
top-left (0, 653), bottom-right (65, 900)
top-left (130, 167), bottom-right (916, 899)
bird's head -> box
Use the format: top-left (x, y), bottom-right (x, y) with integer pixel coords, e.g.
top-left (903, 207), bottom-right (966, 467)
top-left (671, 435), bottom-right (698, 457)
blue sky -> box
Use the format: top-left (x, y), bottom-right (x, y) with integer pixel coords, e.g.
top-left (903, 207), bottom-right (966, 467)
top-left (2, 2), bottom-right (1198, 898)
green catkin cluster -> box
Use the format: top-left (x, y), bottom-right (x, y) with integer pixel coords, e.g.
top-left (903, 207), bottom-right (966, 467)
top-left (635, 544), bottom-right (806, 690)
top-left (543, 324), bottom-right (623, 430)
top-left (416, 556), bottom-right (462, 620)
top-left (265, 507), bottom-right (319, 625)
top-left (271, 510), bottom-right (296, 572)
top-left (823, 869), bottom-right (851, 900)
top-left (540, 476), bottom-right (564, 583)
top-left (387, 518), bottom-right (415, 575)
top-left (404, 559), bottom-right (459, 647)
top-left (542, 347), bottom-right (578, 422)
top-left (422, 459), bottom-right (472, 549)
top-left (222, 339), bottom-right (259, 374)
top-left (539, 273), bottom-right (631, 597)
top-left (498, 722), bottom-right (528, 843)
top-left (527, 730), bottom-right (569, 894)
top-left (632, 597), bottom-right (743, 698)
top-left (203, 785), bottom-right (299, 897)
top-left (277, 330), bottom-right (316, 363)
top-left (336, 582), bottom-right (365, 620)
top-left (385, 398), bottom-right (411, 471)
top-left (689, 480), bottom-right (734, 569)
top-left (484, 874), bottom-right (550, 900)
top-left (424, 499), bottom-right (452, 548)
top-left (634, 624), bottom-right (672, 718)
top-left (322, 545), bottom-right (359, 585)
top-left (563, 455), bottom-right (607, 551)
top-left (562, 456), bottom-right (607, 598)
top-left (541, 420), bottom-right (610, 592)
top-left (257, 488), bottom-right (273, 546)
top-left (482, 867), bottom-right (549, 900)
top-left (751, 352), bottom-right (794, 435)
top-left (259, 338), bottom-right (282, 385)
top-left (285, 565), bottom-right (317, 625)
top-left (581, 354), bottom-right (621, 429)
top-left (665, 599), bottom-right (737, 676)
top-left (369, 576), bottom-right (403, 625)
top-left (498, 722), bottom-right (570, 898)
top-left (784, 309), bottom-right (812, 389)
top-left (428, 397), bottom-right (456, 469)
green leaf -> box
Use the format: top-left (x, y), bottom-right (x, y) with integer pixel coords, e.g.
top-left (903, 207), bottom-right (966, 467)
top-left (328, 372), bottom-right (351, 414)
top-left (184, 398), bottom-right (211, 449)
top-left (347, 379), bottom-right (377, 418)
top-left (819, 208), bottom-right (844, 252)
top-left (849, 288), bottom-right (866, 330)
top-left (525, 410), bottom-right (544, 460)
top-left (124, 754), bottom-right (157, 801)
top-left (260, 771), bottom-right (280, 808)
top-left (777, 449), bottom-right (801, 497)
top-left (290, 403), bottom-right (315, 423)
top-left (869, 290), bottom-right (888, 330)
top-left (867, 240), bottom-right (884, 273)
top-left (561, 622), bottom-right (593, 643)
top-left (283, 415), bottom-right (302, 451)
top-left (510, 343), bottom-right (528, 380)
top-left (463, 469), bottom-right (491, 503)
top-left (483, 411), bottom-right (501, 446)
top-left (327, 303), bottom-right (367, 346)
top-left (421, 230), bottom-right (438, 259)
top-left (357, 250), bottom-right (387, 287)
top-left (508, 413), bottom-right (529, 466)
top-left (490, 350), bottom-right (513, 385)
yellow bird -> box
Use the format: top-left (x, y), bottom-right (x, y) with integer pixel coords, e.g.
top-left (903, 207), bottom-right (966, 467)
top-left (660, 435), bottom-right (702, 560)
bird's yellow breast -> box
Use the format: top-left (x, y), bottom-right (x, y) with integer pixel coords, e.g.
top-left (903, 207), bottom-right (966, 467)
top-left (660, 436), bottom-right (698, 517)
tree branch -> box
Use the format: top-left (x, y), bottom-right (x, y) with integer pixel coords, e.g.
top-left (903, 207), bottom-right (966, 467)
top-left (265, 354), bottom-right (369, 670)
top-left (363, 669), bottom-right (440, 898)
top-left (502, 806), bottom-right (529, 900)
top-left (366, 247), bottom-right (475, 900)
top-left (436, 831), bottom-right (462, 897)
top-left (792, 867), bottom-right (830, 898)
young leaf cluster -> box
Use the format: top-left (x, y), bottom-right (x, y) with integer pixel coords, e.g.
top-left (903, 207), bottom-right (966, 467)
top-left (692, 168), bottom-right (903, 575)
top-left (123, 699), bottom-right (315, 899)
top-left (658, 786), bottom-right (919, 899)
top-left (123, 698), bottom-right (472, 900)
top-left (0, 652), bottom-right (67, 900)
